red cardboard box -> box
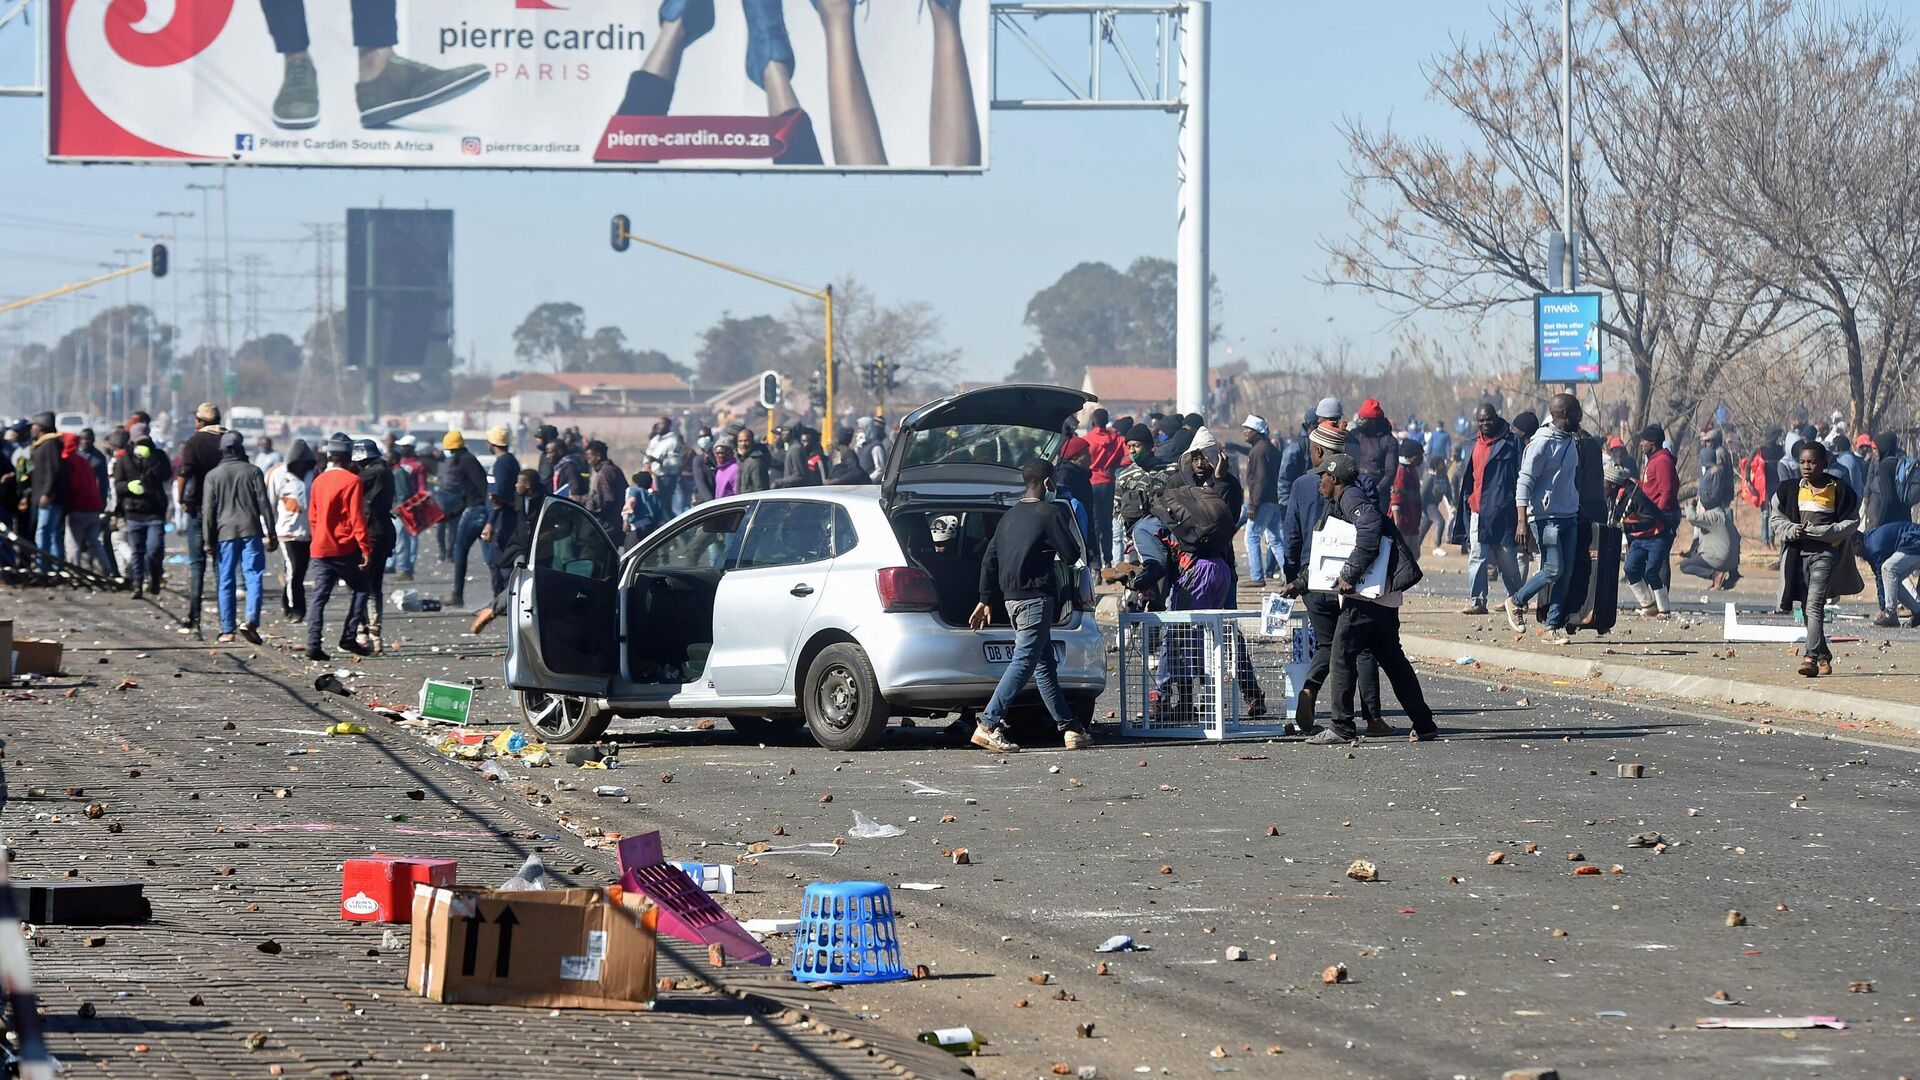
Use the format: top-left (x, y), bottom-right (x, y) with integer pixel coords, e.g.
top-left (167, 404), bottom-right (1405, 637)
top-left (342, 856), bottom-right (457, 922)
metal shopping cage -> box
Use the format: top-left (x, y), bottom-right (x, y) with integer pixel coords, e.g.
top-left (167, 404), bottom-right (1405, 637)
top-left (1118, 605), bottom-right (1311, 740)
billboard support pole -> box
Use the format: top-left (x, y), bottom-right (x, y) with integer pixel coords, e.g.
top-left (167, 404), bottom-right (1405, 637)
top-left (1174, 0), bottom-right (1209, 416)
top-left (990, 2), bottom-right (1207, 413)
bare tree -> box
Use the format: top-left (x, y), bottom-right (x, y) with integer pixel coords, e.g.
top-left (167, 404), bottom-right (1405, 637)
top-left (1323, 0), bottom-right (1795, 435)
top-left (1692, 5), bottom-right (1920, 433)
top-left (783, 276), bottom-right (960, 420)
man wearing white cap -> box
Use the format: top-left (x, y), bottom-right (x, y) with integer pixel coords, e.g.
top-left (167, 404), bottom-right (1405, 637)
top-left (1241, 415), bottom-right (1284, 585)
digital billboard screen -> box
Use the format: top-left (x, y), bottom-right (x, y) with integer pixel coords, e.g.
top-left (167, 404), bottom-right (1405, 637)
top-left (1534, 292), bottom-right (1602, 384)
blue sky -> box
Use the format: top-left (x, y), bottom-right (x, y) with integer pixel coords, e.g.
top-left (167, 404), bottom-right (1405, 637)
top-left (0, 2), bottom-right (1504, 384)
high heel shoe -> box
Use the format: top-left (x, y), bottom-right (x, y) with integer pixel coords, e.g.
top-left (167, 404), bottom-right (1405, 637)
top-left (742, 0), bottom-right (797, 89)
top-left (660, 0), bottom-right (715, 43)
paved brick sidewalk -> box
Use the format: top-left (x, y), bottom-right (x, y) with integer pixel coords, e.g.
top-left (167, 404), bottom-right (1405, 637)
top-left (0, 594), bottom-right (967, 1080)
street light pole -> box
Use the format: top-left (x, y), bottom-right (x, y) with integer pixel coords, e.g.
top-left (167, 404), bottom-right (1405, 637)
top-left (608, 216), bottom-right (838, 436)
top-left (1559, 0), bottom-right (1574, 293)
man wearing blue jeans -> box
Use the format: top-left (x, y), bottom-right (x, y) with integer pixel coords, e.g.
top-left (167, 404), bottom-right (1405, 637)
top-left (1450, 404), bottom-right (1523, 614)
top-left (1240, 415), bottom-right (1285, 584)
top-left (1864, 520), bottom-right (1920, 626)
top-left (1509, 393), bottom-right (1586, 643)
top-left (202, 431), bottom-right (280, 644)
top-left (24, 413), bottom-right (65, 572)
top-left (969, 460), bottom-right (1088, 754)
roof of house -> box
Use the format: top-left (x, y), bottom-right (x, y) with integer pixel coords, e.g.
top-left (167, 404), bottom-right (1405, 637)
top-left (548, 372), bottom-right (690, 393)
top-left (489, 371), bottom-right (691, 398)
top-left (1081, 365), bottom-right (1177, 404)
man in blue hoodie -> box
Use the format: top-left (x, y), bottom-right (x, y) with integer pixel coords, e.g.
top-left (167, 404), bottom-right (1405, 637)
top-left (1864, 519), bottom-right (1920, 627)
top-left (1511, 393), bottom-right (1585, 643)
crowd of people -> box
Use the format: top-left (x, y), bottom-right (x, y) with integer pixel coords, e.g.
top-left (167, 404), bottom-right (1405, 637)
top-left (5, 390), bottom-right (1914, 714)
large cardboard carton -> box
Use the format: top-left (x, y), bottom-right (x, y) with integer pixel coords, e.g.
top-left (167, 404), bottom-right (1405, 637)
top-left (342, 855), bottom-right (457, 923)
top-left (10, 637), bottom-right (63, 676)
top-left (407, 885), bottom-right (657, 1010)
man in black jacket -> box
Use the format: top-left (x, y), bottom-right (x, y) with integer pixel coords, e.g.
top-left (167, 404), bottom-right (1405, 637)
top-left (352, 440), bottom-right (395, 652)
top-left (1301, 453), bottom-right (1437, 745)
top-left (113, 423), bottom-right (171, 594)
top-left (439, 430), bottom-right (489, 607)
top-left (25, 412), bottom-right (66, 572)
top-left (470, 470), bottom-right (547, 635)
top-left (174, 403), bottom-right (228, 630)
top-left (968, 459), bottom-right (1087, 754)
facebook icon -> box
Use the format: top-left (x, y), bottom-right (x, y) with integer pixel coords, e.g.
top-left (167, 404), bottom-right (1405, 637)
top-left (235, 133), bottom-right (255, 151)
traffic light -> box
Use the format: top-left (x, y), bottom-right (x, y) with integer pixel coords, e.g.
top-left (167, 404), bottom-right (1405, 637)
top-left (150, 243), bottom-right (168, 278)
top-left (758, 369), bottom-right (782, 409)
top-left (610, 214), bottom-right (631, 252)
top-left (861, 361), bottom-right (877, 391)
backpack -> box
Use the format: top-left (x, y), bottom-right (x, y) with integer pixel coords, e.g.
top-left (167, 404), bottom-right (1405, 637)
top-left (1896, 456), bottom-right (1920, 508)
top-left (1155, 483), bottom-right (1235, 555)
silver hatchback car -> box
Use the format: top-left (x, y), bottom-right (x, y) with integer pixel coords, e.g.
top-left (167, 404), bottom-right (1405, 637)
top-left (505, 385), bottom-right (1107, 750)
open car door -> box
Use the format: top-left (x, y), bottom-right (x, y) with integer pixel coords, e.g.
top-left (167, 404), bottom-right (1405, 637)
top-left (506, 497), bottom-right (621, 696)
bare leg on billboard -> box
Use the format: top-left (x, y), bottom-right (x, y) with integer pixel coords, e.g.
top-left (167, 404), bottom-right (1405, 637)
top-left (761, 63), bottom-right (825, 166)
top-left (359, 47), bottom-right (392, 82)
top-left (618, 1), bottom-right (713, 115)
top-left (814, 0), bottom-right (887, 166)
top-left (928, 0), bottom-right (981, 167)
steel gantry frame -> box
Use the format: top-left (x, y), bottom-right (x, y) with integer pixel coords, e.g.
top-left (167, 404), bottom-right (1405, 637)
top-left (990, 1), bottom-right (1210, 414)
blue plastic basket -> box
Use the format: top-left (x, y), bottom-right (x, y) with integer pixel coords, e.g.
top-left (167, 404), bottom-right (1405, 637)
top-left (790, 881), bottom-right (909, 984)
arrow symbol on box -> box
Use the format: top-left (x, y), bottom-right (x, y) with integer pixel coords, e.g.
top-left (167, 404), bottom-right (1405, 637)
top-left (460, 915), bottom-right (481, 976)
top-left (493, 907), bottom-right (518, 978)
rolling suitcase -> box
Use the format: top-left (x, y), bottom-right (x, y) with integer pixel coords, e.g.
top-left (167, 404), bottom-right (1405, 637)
top-left (1533, 520), bottom-right (1620, 634)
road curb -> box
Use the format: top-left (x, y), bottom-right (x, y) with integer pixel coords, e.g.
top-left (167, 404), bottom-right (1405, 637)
top-left (1402, 633), bottom-right (1920, 735)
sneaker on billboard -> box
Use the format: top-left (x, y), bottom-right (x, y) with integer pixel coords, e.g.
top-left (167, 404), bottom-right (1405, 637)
top-left (357, 57), bottom-right (490, 128)
top-left (273, 55), bottom-right (319, 130)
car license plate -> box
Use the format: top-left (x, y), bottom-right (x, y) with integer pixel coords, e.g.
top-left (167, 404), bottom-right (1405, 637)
top-left (984, 642), bottom-right (1065, 663)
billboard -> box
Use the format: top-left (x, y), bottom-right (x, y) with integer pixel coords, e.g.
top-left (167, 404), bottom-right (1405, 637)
top-left (1533, 292), bottom-right (1603, 384)
top-left (48, 0), bottom-right (988, 172)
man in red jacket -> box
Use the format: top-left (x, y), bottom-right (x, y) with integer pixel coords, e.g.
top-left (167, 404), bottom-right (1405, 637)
top-left (305, 434), bottom-right (373, 661)
top-left (1081, 409), bottom-right (1126, 572)
top-left (1628, 424), bottom-right (1681, 616)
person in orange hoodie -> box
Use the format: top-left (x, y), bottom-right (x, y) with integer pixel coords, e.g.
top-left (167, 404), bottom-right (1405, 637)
top-left (305, 434), bottom-right (372, 662)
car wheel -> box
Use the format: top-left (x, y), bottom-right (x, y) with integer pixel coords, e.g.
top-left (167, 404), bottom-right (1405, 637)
top-left (802, 644), bottom-right (891, 751)
top-left (515, 689), bottom-right (611, 745)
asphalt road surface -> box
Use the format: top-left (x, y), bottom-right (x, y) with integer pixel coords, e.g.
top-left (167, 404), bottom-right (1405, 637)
top-left (7, 547), bottom-right (1915, 1080)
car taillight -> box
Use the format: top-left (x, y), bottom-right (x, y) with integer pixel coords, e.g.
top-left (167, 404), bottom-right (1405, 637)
top-left (877, 567), bottom-right (939, 612)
